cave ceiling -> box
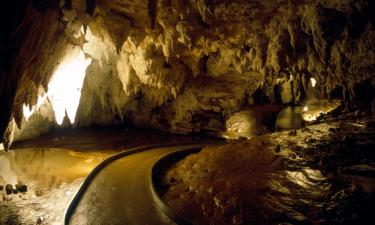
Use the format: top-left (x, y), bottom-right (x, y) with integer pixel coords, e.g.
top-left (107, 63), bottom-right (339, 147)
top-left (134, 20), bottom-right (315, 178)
top-left (0, 0), bottom-right (374, 143)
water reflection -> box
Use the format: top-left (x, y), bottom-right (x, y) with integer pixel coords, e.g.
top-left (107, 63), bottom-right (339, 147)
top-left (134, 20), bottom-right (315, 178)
top-left (0, 148), bottom-right (113, 225)
top-left (0, 152), bottom-right (18, 185)
top-left (275, 106), bottom-right (304, 131)
top-left (0, 148), bottom-right (113, 188)
top-left (275, 99), bottom-right (341, 131)
top-left (301, 99), bottom-right (341, 122)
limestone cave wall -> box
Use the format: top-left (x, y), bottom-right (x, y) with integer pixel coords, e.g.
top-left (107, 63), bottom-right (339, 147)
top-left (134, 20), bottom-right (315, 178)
top-left (1, 0), bottom-right (375, 143)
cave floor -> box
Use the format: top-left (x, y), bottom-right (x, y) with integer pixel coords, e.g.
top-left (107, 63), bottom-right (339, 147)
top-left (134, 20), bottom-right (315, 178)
top-left (159, 116), bottom-right (375, 225)
top-left (0, 128), bottom-right (216, 225)
top-left (1, 116), bottom-right (375, 225)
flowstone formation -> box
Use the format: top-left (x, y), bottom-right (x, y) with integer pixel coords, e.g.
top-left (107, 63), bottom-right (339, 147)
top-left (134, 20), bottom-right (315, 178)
top-left (1, 0), bottom-right (375, 145)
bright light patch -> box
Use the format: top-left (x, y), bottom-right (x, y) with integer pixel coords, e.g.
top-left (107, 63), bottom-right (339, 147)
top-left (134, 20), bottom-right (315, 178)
top-left (302, 106), bottom-right (321, 121)
top-left (21, 26), bottom-right (92, 126)
top-left (23, 94), bottom-right (47, 121)
top-left (286, 169), bottom-right (325, 188)
top-left (301, 100), bottom-right (341, 122)
top-left (74, 26), bottom-right (85, 38)
top-left (310, 78), bottom-right (317, 87)
top-left (48, 50), bottom-right (91, 125)
top-left (23, 105), bottom-right (34, 122)
top-left (302, 113), bottom-right (320, 122)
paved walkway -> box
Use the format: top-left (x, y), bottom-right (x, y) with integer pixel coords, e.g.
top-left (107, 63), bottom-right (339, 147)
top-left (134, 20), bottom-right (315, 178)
top-left (66, 145), bottom-right (204, 225)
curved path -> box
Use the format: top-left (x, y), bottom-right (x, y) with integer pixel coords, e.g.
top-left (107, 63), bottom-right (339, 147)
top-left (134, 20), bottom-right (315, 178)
top-left (65, 144), bottom-right (210, 225)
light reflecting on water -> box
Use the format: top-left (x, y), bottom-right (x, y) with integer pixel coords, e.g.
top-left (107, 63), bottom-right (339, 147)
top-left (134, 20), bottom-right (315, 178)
top-left (301, 99), bottom-right (341, 122)
top-left (0, 148), bottom-right (113, 225)
top-left (275, 100), bottom-right (341, 130)
top-left (275, 106), bottom-right (304, 131)
top-left (0, 153), bottom-right (18, 185)
top-left (0, 148), bottom-right (113, 187)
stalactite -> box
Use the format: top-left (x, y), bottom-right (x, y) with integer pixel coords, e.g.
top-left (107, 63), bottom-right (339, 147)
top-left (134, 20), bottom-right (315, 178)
top-left (148, 0), bottom-right (158, 29)
top-left (86, 0), bottom-right (96, 16)
top-left (0, 0), bottom-right (374, 141)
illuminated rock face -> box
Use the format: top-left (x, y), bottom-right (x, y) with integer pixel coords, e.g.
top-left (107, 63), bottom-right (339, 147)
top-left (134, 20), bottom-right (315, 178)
top-left (1, 0), bottom-right (375, 141)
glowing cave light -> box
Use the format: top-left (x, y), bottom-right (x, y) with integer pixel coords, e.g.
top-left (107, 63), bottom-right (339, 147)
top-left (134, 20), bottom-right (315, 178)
top-left (23, 105), bottom-right (34, 122)
top-left (303, 106), bottom-right (309, 112)
top-left (22, 94), bottom-right (47, 121)
top-left (48, 50), bottom-right (91, 125)
top-left (310, 78), bottom-right (317, 87)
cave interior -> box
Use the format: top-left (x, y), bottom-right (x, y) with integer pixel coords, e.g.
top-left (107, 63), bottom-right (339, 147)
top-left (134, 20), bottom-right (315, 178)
top-left (0, 0), bottom-right (375, 225)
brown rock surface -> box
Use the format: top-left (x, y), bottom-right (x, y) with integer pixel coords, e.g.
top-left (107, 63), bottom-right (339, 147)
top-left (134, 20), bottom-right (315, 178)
top-left (1, 0), bottom-right (374, 141)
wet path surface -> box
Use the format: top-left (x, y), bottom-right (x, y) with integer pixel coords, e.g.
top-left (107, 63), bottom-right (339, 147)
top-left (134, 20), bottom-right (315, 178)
top-left (1, 128), bottom-right (218, 225)
top-left (67, 145), bottom-right (204, 225)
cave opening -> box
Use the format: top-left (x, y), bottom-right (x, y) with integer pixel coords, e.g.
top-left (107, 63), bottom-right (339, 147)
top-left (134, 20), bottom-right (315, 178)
top-left (21, 48), bottom-right (91, 127)
top-left (47, 49), bottom-right (91, 125)
top-left (1, 0), bottom-right (375, 225)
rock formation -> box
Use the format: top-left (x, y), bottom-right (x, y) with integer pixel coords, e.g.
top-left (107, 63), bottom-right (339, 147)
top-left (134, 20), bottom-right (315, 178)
top-left (1, 0), bottom-right (374, 145)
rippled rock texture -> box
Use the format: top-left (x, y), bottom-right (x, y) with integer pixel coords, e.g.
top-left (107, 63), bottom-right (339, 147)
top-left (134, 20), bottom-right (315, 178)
top-left (157, 117), bottom-right (375, 225)
top-left (1, 0), bottom-right (375, 142)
